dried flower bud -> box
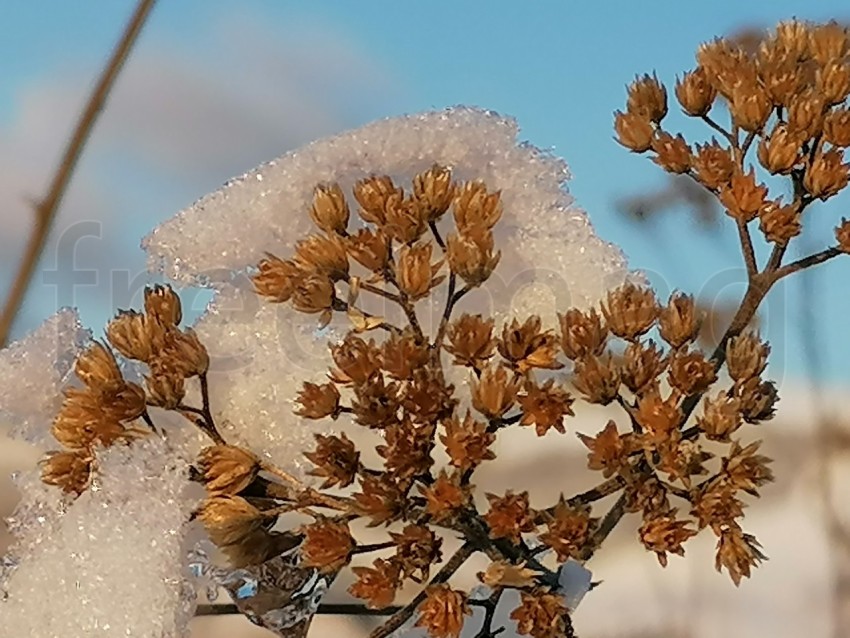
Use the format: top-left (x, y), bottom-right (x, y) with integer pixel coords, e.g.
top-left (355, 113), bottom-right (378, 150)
top-left (253, 255), bottom-right (303, 303)
top-left (310, 182), bottom-right (350, 234)
top-left (804, 148), bottom-right (850, 200)
top-left (330, 334), bottom-right (381, 385)
top-left (578, 420), bottom-right (633, 478)
top-left (757, 123), bottom-right (802, 174)
top-left (446, 226), bottom-right (501, 286)
top-left (774, 19), bottom-right (810, 60)
top-left (145, 284), bottom-right (182, 327)
top-left (722, 440), bottom-right (774, 497)
top-left (413, 164), bottom-right (456, 222)
top-left (787, 90), bottom-right (826, 139)
top-left (391, 525), bottom-right (443, 582)
top-left (395, 242), bottom-right (442, 300)
top-left (416, 584), bottom-right (471, 638)
top-left (145, 361), bottom-right (186, 410)
top-left (381, 329), bottom-right (429, 380)
top-left (824, 108), bottom-right (850, 147)
top-left (377, 418), bottom-right (435, 480)
top-left (639, 510), bottom-right (697, 567)
top-left (479, 560), bottom-right (537, 589)
top-left (444, 313), bottom-right (496, 369)
top-left (198, 445), bottom-right (259, 496)
top-left (614, 111), bottom-right (654, 152)
top-left (198, 495), bottom-right (266, 548)
top-left (498, 315), bottom-right (563, 373)
top-left (726, 331), bottom-right (770, 381)
top-left (40, 449), bottom-right (93, 495)
top-left (471, 364), bottom-right (521, 419)
top-left (292, 274), bottom-right (335, 315)
top-left (719, 167), bottom-right (769, 222)
top-left (510, 590), bottom-right (569, 638)
top-left (107, 311), bottom-right (152, 362)
top-left (539, 497), bottom-right (596, 561)
top-left (622, 340), bottom-right (667, 394)
top-left (697, 391), bottom-right (743, 441)
top-left (809, 21), bottom-right (849, 66)
top-left (558, 307), bottom-right (607, 360)
top-left (75, 341), bottom-right (123, 390)
top-left (346, 227), bottom-right (389, 272)
top-left (836, 218), bottom-right (850, 253)
top-left (736, 377), bottom-right (779, 423)
top-left (697, 38), bottom-right (751, 99)
top-left (693, 141), bottom-right (735, 190)
top-left (441, 410), bottom-right (496, 470)
top-left (163, 329), bottom-right (210, 377)
top-left (354, 473), bottom-right (404, 526)
top-left (294, 234), bottom-right (349, 281)
top-left (301, 519), bottom-right (354, 573)
top-left (51, 388), bottom-right (127, 449)
top-left (601, 283), bottom-right (659, 340)
top-left (295, 381), bottom-right (340, 419)
top-left (675, 67), bottom-right (716, 116)
top-left (668, 350), bottom-right (717, 395)
top-left (759, 49), bottom-right (804, 107)
top-left (730, 82), bottom-right (772, 132)
top-left (384, 192), bottom-right (428, 244)
top-left (627, 73), bottom-right (668, 123)
top-left (305, 432), bottom-right (360, 489)
top-left (817, 60), bottom-right (850, 105)
top-left (659, 292), bottom-right (700, 348)
top-left (715, 528), bottom-right (766, 586)
top-left (419, 470), bottom-right (470, 523)
top-left (518, 379), bottom-right (574, 436)
top-left (484, 490), bottom-right (536, 543)
top-left (651, 131), bottom-right (691, 174)
top-left (351, 374), bottom-right (401, 428)
top-left (624, 475), bottom-right (670, 517)
top-left (758, 200), bottom-right (801, 245)
top-left (572, 354), bottom-right (621, 405)
top-left (349, 558), bottom-right (402, 609)
top-left (635, 388), bottom-right (682, 441)
top-left (453, 180), bottom-right (503, 232)
top-left (354, 175), bottom-right (399, 225)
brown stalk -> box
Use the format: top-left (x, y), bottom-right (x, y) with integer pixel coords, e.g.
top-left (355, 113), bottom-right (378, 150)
top-left (0, 0), bottom-right (157, 346)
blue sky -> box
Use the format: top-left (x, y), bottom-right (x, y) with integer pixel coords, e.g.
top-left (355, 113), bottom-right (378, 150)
top-left (1, 1), bottom-right (849, 383)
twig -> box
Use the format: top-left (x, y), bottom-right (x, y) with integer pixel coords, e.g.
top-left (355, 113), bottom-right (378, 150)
top-left (473, 588), bottom-right (505, 638)
top-left (736, 219), bottom-right (758, 280)
top-left (195, 603), bottom-right (403, 617)
top-left (370, 542), bottom-right (476, 638)
top-left (700, 115), bottom-right (736, 146)
top-left (771, 246), bottom-right (843, 281)
top-left (0, 0), bottom-right (157, 346)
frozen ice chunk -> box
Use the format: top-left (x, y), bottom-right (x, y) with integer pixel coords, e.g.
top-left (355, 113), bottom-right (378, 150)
top-left (1, 436), bottom-right (200, 638)
top-left (0, 309), bottom-right (90, 445)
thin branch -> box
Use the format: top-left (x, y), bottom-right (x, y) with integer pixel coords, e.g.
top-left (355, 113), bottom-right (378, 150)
top-left (772, 246), bottom-right (843, 281)
top-left (0, 0), bottom-right (157, 346)
top-left (473, 588), bottom-right (505, 638)
top-left (429, 220), bottom-right (447, 251)
top-left (195, 603), bottom-right (403, 617)
top-left (371, 542), bottom-right (476, 638)
top-left (736, 219), bottom-right (758, 280)
top-left (701, 115), bottom-right (736, 146)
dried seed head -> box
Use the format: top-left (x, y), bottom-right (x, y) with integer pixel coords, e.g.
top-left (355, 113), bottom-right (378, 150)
top-left (330, 334), bottom-right (381, 385)
top-left (539, 498), bottom-right (596, 561)
top-left (578, 420), bottom-right (633, 478)
top-left (730, 81), bottom-right (772, 132)
top-left (804, 148), bottom-right (850, 200)
top-left (479, 560), bottom-right (537, 589)
top-left (144, 361), bottom-right (186, 410)
top-left (627, 73), bottom-right (668, 123)
top-left (446, 226), bottom-right (501, 286)
top-left (51, 388), bottom-right (127, 449)
top-left (395, 242), bottom-right (442, 300)
top-left (295, 381), bottom-right (340, 419)
top-left (614, 111), bottom-right (654, 152)
top-left (639, 510), bottom-right (697, 567)
top-left (253, 255), bottom-right (303, 303)
top-left (377, 418), bottom-right (435, 480)
top-left (774, 19), bottom-right (811, 60)
top-left (697, 391), bottom-right (743, 441)
top-left (419, 470), bottom-right (470, 523)
top-left (144, 284), bottom-right (182, 327)
top-left (384, 192), bottom-right (428, 244)
top-left (651, 131), bottom-right (692, 174)
top-left (715, 528), bottom-right (766, 586)
top-left (693, 141), bottom-right (735, 190)
top-left (758, 200), bottom-right (801, 245)
top-left (75, 341), bottom-right (123, 391)
top-left (301, 519), bottom-right (354, 573)
top-left (310, 182), bottom-right (350, 234)
top-left (835, 218), bottom-right (850, 253)
top-left (757, 123), bottom-right (802, 174)
top-left (518, 378), bottom-right (574, 436)
top-left (346, 227), bottom-right (390, 272)
top-left (413, 164), bottom-right (456, 222)
top-left (351, 374), bottom-right (401, 428)
top-left (601, 283), bottom-right (659, 340)
top-left (444, 313), bottom-right (496, 369)
top-left (558, 307), bottom-right (607, 360)
top-left (40, 449), bottom-right (93, 495)
top-left (719, 167), bottom-right (769, 222)
top-left (294, 234), bottom-right (349, 281)
top-left (198, 495), bottom-right (266, 548)
top-left (354, 175), bottom-right (399, 225)
top-left (415, 585), bottom-right (471, 638)
top-left (452, 180), bottom-right (503, 232)
top-left (440, 410), bottom-right (496, 470)
top-left (622, 340), bottom-right (667, 395)
top-left (107, 311), bottom-right (152, 362)
top-left (484, 490), bottom-right (536, 543)
top-left (292, 274), bottom-right (335, 315)
top-left (381, 329), bottom-right (429, 380)
top-left (305, 432), bottom-right (360, 489)
top-left (722, 440), bottom-right (774, 496)
top-left (635, 388), bottom-right (682, 440)
top-left (353, 473), bottom-right (405, 526)
top-left (163, 329), bottom-right (209, 377)
top-left (726, 331), bottom-right (770, 381)
top-left (736, 377), bottom-right (779, 423)
top-left (572, 353), bottom-right (621, 405)
top-left (668, 350), bottom-right (717, 395)
top-left (786, 89), bottom-right (826, 139)
top-left (824, 108), bottom-right (850, 147)
top-left (675, 67), bottom-right (716, 116)
top-left (471, 364), bottom-right (521, 419)
top-left (816, 60), bottom-right (850, 105)
top-left (809, 21), bottom-right (849, 66)
top-left (697, 38), bottom-right (753, 99)
top-left (391, 524), bottom-right (443, 582)
top-left (498, 315), bottom-right (563, 373)
top-left (510, 590), bottom-right (569, 638)
top-left (198, 445), bottom-right (260, 496)
top-left (659, 292), bottom-right (700, 348)
top-left (349, 559), bottom-right (402, 609)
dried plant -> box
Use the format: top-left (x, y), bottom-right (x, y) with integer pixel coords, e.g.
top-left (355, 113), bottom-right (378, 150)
top-left (26, 17), bottom-right (850, 638)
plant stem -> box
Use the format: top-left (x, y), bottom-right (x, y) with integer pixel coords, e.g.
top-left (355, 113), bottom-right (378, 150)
top-left (0, 0), bottom-right (157, 346)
